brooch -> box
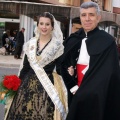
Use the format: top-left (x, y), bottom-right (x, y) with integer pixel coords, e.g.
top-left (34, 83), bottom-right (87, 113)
top-left (30, 45), bottom-right (34, 50)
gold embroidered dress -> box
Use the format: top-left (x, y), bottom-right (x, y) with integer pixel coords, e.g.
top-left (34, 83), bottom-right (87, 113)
top-left (5, 36), bottom-right (68, 120)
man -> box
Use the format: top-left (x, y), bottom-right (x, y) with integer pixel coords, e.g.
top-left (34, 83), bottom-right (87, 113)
top-left (2, 30), bottom-right (10, 47)
top-left (61, 1), bottom-right (120, 120)
top-left (2, 30), bottom-right (12, 55)
top-left (14, 28), bottom-right (25, 59)
top-left (12, 30), bottom-right (17, 50)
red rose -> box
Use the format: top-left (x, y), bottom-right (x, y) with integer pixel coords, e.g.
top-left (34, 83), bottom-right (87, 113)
top-left (2, 75), bottom-right (21, 91)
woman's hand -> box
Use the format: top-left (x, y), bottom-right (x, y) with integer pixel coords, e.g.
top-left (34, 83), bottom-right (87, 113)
top-left (67, 66), bottom-right (74, 76)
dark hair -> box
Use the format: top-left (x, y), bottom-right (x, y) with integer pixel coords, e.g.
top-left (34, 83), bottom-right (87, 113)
top-left (37, 12), bottom-right (54, 27)
top-left (6, 30), bottom-right (10, 33)
top-left (22, 28), bottom-right (25, 30)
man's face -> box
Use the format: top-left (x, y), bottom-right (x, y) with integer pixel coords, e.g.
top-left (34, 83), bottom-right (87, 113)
top-left (80, 7), bottom-right (101, 32)
top-left (22, 29), bottom-right (25, 33)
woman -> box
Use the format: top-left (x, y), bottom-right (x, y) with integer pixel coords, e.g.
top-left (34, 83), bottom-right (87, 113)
top-left (5, 12), bottom-right (68, 120)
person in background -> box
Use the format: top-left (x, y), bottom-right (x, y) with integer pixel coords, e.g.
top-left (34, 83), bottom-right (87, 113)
top-left (5, 12), bottom-right (68, 120)
top-left (14, 28), bottom-right (25, 59)
top-left (2, 30), bottom-right (10, 47)
top-left (11, 30), bottom-right (17, 53)
top-left (2, 30), bottom-right (13, 55)
top-left (61, 1), bottom-right (120, 120)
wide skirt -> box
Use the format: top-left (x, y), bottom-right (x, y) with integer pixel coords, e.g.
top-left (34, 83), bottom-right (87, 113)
top-left (6, 72), bottom-right (54, 120)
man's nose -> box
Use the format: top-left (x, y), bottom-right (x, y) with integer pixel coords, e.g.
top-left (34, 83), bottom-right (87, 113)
top-left (85, 15), bottom-right (90, 20)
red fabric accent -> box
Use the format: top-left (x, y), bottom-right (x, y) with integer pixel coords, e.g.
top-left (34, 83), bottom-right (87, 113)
top-left (76, 64), bottom-right (87, 86)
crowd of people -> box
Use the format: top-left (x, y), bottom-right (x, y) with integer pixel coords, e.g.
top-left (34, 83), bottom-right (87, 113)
top-left (1, 28), bottom-right (25, 59)
top-left (1, 1), bottom-right (120, 120)
top-left (1, 29), bottom-right (17, 55)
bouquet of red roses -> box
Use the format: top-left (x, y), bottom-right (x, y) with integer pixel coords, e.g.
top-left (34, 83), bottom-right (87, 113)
top-left (0, 75), bottom-right (21, 104)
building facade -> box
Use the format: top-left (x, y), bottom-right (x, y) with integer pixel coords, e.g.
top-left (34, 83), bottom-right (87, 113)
top-left (0, 0), bottom-right (120, 43)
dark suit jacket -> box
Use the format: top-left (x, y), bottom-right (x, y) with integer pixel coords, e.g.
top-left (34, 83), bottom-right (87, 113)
top-left (16, 31), bottom-right (24, 46)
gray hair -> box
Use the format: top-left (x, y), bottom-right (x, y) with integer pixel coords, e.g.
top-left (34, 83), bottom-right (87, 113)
top-left (80, 1), bottom-right (101, 15)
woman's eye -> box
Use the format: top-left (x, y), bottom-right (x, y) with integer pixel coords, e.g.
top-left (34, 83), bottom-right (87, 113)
top-left (40, 23), bottom-right (43, 25)
top-left (46, 23), bottom-right (50, 26)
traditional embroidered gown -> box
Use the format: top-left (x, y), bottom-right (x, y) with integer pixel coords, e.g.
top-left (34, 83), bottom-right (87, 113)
top-left (5, 37), bottom-right (68, 120)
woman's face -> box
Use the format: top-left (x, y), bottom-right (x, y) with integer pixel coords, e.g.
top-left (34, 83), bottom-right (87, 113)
top-left (38, 17), bottom-right (53, 36)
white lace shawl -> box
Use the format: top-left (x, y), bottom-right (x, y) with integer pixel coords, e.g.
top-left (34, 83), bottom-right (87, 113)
top-left (23, 36), bottom-right (64, 68)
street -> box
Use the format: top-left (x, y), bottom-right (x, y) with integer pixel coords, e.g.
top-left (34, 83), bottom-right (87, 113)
top-left (0, 67), bottom-right (19, 81)
top-left (0, 66), bottom-right (19, 120)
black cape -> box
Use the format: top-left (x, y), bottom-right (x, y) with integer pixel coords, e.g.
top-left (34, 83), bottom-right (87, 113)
top-left (61, 28), bottom-right (120, 120)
